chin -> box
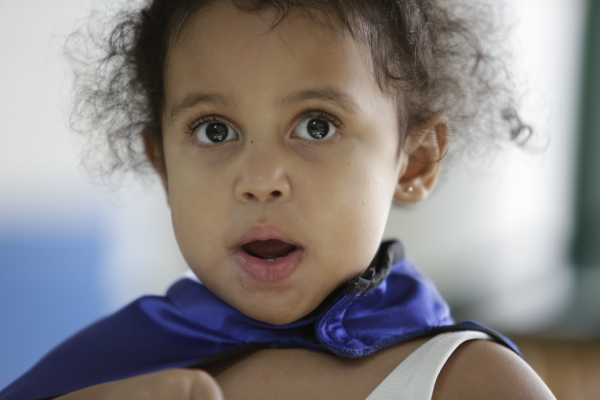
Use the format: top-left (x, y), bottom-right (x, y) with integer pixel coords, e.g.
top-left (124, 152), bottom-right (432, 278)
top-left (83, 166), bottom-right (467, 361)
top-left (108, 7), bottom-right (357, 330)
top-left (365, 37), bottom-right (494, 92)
top-left (235, 293), bottom-right (319, 326)
top-left (242, 304), bottom-right (309, 326)
top-left (256, 313), bottom-right (299, 326)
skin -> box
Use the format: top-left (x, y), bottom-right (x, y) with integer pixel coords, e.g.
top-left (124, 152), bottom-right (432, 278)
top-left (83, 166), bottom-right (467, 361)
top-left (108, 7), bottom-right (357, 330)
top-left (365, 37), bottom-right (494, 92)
top-left (61, 2), bottom-right (556, 399)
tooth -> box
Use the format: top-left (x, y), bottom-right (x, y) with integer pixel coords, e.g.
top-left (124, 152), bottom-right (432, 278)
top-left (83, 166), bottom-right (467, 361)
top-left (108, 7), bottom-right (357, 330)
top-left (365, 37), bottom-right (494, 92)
top-left (265, 257), bottom-right (284, 262)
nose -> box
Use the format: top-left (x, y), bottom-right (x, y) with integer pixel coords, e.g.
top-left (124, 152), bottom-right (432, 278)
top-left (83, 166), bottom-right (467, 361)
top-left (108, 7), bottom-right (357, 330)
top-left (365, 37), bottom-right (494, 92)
top-left (234, 160), bottom-right (292, 203)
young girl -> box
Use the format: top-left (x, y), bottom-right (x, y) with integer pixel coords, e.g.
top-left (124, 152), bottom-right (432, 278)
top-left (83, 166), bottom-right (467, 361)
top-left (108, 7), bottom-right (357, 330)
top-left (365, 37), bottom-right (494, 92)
top-left (1, 0), bottom-right (555, 399)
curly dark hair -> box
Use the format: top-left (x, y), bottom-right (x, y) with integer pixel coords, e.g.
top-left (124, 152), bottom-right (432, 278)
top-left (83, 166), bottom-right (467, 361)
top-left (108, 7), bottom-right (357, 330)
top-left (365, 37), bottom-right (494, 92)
top-left (66, 0), bottom-right (529, 178)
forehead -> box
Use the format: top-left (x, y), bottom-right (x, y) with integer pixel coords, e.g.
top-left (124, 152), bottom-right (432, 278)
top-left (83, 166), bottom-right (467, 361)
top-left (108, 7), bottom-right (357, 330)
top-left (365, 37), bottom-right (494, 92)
top-left (163, 1), bottom-right (380, 114)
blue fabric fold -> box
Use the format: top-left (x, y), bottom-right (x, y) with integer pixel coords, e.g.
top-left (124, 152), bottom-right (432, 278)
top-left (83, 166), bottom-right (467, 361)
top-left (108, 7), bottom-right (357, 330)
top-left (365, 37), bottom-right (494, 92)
top-left (0, 248), bottom-right (513, 400)
top-left (315, 261), bottom-right (454, 357)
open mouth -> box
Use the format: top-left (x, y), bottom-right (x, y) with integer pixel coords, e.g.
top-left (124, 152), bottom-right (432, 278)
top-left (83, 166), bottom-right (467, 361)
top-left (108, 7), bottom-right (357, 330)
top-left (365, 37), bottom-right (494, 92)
top-left (241, 239), bottom-right (298, 261)
top-left (233, 226), bottom-right (304, 283)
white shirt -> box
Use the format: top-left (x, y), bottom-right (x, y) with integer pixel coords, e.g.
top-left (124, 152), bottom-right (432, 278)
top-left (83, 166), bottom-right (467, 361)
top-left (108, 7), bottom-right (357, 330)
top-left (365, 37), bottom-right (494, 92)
top-left (366, 331), bottom-right (491, 400)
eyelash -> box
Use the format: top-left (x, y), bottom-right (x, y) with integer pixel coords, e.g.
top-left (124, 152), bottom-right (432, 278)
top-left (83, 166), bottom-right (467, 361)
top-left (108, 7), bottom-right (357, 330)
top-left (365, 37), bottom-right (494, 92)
top-left (185, 115), bottom-right (229, 137)
top-left (184, 110), bottom-right (343, 141)
top-left (295, 110), bottom-right (342, 130)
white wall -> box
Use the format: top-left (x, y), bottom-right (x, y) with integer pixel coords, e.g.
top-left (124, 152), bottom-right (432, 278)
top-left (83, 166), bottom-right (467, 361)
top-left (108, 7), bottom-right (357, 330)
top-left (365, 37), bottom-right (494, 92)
top-left (384, 0), bottom-right (587, 334)
top-left (0, 0), bottom-right (188, 314)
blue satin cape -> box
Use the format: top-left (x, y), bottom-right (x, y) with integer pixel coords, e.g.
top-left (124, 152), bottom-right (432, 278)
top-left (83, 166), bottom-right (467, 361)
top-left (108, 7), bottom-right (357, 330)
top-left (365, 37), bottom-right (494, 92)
top-left (0, 241), bottom-right (519, 400)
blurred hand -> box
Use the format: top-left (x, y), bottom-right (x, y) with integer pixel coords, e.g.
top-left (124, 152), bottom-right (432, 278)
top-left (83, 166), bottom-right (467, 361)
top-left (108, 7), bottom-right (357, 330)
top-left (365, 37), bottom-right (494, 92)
top-left (60, 369), bottom-right (223, 400)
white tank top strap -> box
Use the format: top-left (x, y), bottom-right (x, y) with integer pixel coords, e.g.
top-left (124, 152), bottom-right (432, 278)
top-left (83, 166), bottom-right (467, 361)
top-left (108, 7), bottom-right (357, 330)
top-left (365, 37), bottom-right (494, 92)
top-left (365, 330), bottom-right (492, 400)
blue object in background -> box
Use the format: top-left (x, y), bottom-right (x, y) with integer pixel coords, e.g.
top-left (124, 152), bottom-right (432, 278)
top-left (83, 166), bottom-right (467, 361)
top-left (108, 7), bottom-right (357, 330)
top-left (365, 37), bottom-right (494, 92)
top-left (0, 224), bottom-right (106, 390)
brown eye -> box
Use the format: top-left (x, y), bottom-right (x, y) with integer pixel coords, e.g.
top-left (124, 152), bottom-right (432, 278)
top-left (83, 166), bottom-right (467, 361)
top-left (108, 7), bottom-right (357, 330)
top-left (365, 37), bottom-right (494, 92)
top-left (195, 121), bottom-right (238, 144)
top-left (294, 116), bottom-right (337, 141)
top-left (307, 119), bottom-right (329, 139)
top-left (206, 123), bottom-right (228, 142)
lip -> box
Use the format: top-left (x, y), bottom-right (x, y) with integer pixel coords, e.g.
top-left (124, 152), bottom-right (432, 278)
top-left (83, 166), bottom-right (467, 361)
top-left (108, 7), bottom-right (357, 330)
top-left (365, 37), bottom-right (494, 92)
top-left (233, 247), bottom-right (304, 283)
top-left (236, 225), bottom-right (301, 247)
top-left (233, 225), bottom-right (304, 284)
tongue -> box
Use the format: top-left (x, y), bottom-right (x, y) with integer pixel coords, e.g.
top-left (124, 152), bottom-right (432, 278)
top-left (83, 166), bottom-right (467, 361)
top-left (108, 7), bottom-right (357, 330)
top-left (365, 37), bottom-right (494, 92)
top-left (242, 240), bottom-right (296, 260)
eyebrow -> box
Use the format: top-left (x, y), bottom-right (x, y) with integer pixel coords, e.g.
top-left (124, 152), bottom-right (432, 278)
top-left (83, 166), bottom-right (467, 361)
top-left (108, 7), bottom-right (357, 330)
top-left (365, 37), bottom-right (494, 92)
top-left (278, 88), bottom-right (360, 113)
top-left (169, 92), bottom-right (233, 122)
top-left (169, 87), bottom-right (360, 122)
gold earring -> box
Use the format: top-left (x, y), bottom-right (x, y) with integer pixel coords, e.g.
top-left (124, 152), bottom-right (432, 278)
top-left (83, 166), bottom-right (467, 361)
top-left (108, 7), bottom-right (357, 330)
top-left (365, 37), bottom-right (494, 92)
top-left (406, 186), bottom-right (414, 193)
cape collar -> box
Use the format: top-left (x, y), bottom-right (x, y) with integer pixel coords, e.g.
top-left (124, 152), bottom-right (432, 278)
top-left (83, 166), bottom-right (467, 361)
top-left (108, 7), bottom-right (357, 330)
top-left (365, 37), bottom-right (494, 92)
top-left (2, 240), bottom-right (460, 400)
top-left (167, 240), bottom-right (454, 359)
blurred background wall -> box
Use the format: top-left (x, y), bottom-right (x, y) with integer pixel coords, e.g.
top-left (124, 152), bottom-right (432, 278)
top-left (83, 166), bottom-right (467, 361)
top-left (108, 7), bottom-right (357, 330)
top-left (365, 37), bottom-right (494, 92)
top-left (385, 0), bottom-right (594, 336)
top-left (0, 0), bottom-right (597, 393)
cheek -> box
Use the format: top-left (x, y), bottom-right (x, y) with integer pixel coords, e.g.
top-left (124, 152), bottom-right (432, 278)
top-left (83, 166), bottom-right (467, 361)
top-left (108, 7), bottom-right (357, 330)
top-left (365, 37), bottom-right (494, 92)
top-left (303, 149), bottom-right (397, 276)
top-left (164, 148), bottom-right (232, 267)
top-left (343, 163), bottom-right (395, 242)
top-left (328, 104), bottom-right (400, 249)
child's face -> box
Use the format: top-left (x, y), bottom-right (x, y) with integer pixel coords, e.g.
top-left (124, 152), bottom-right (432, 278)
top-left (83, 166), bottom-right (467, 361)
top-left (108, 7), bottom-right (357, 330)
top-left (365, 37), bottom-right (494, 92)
top-left (158, 1), bottom-right (411, 324)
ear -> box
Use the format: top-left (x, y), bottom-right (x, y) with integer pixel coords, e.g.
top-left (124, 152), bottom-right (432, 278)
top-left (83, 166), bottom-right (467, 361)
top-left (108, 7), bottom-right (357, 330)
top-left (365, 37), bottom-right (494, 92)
top-left (142, 126), bottom-right (169, 194)
top-left (394, 115), bottom-right (448, 203)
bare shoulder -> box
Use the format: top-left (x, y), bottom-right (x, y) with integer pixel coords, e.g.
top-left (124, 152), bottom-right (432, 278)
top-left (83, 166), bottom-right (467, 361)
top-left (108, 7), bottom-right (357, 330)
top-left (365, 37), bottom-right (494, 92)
top-left (433, 339), bottom-right (556, 400)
